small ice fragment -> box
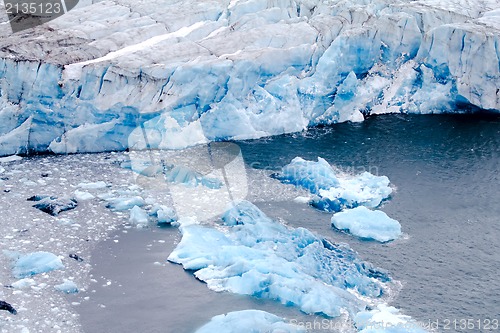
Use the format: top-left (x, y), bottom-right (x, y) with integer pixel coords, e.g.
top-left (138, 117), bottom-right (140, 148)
top-left (105, 196), bottom-right (145, 211)
top-left (74, 190), bottom-right (95, 201)
top-left (129, 206), bottom-right (149, 227)
top-left (77, 181), bottom-right (108, 190)
top-left (54, 280), bottom-right (79, 294)
top-left (11, 278), bottom-right (36, 289)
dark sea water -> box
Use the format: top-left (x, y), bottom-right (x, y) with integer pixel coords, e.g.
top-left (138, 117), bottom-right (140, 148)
top-left (78, 114), bottom-right (500, 333)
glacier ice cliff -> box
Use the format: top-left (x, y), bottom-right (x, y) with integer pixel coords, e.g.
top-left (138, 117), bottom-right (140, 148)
top-left (0, 0), bottom-right (499, 155)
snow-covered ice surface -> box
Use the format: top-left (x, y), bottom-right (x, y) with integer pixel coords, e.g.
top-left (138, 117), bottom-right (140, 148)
top-left (0, 0), bottom-right (499, 155)
top-left (331, 207), bottom-right (402, 243)
top-left (195, 310), bottom-right (306, 333)
top-left (275, 157), bottom-right (393, 212)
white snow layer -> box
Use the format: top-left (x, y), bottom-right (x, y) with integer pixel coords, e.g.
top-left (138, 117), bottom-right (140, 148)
top-left (0, 0), bottom-right (498, 156)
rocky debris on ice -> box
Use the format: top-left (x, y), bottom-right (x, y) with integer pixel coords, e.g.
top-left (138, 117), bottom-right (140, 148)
top-left (0, 301), bottom-right (17, 315)
top-left (27, 195), bottom-right (78, 216)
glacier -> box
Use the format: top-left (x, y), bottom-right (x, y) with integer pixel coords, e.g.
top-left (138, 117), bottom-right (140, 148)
top-left (195, 310), bottom-right (305, 333)
top-left (168, 200), bottom-right (392, 318)
top-left (274, 157), bottom-right (392, 212)
top-left (331, 206), bottom-right (402, 242)
top-left (0, 0), bottom-right (498, 156)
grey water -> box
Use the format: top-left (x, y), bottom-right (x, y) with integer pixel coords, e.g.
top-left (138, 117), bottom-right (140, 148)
top-left (78, 113), bottom-right (499, 333)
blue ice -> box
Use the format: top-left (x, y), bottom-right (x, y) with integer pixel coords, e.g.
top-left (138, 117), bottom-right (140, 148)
top-left (168, 200), bottom-right (391, 318)
top-left (12, 252), bottom-right (64, 278)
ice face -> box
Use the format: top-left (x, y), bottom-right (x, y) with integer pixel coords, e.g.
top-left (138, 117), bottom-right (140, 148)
top-left (0, 0), bottom-right (498, 156)
top-left (195, 310), bottom-right (305, 333)
top-left (275, 157), bottom-right (392, 212)
top-left (331, 206), bottom-right (402, 242)
top-left (168, 200), bottom-right (391, 318)
top-left (11, 252), bottom-right (64, 279)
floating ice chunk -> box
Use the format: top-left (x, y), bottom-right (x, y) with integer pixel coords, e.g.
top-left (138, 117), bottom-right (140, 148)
top-left (276, 157), bottom-right (340, 193)
top-left (12, 252), bottom-right (64, 278)
top-left (11, 278), bottom-right (36, 289)
top-left (105, 196), bottom-right (145, 211)
top-left (165, 165), bottom-right (223, 189)
top-left (77, 181), bottom-right (108, 190)
top-left (331, 207), bottom-right (401, 242)
top-left (27, 195), bottom-right (78, 216)
top-left (355, 304), bottom-right (428, 333)
top-left (0, 155), bottom-right (23, 163)
top-left (169, 200), bottom-right (391, 318)
top-left (74, 190), bottom-right (95, 201)
top-left (54, 280), bottom-right (79, 294)
top-left (129, 205), bottom-right (149, 227)
top-left (275, 158), bottom-right (392, 212)
top-left (195, 310), bottom-right (305, 333)
top-left (151, 205), bottom-right (178, 224)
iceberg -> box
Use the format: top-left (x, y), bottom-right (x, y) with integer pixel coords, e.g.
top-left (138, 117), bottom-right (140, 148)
top-left (129, 205), bottom-right (149, 227)
top-left (150, 204), bottom-right (178, 224)
top-left (12, 252), bottom-right (64, 278)
top-left (331, 207), bottom-right (402, 242)
top-left (169, 200), bottom-right (391, 318)
top-left (355, 304), bottom-right (428, 333)
top-left (0, 0), bottom-right (498, 156)
top-left (54, 280), bottom-right (79, 294)
top-left (275, 157), bottom-right (392, 212)
top-left (195, 310), bottom-right (305, 333)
